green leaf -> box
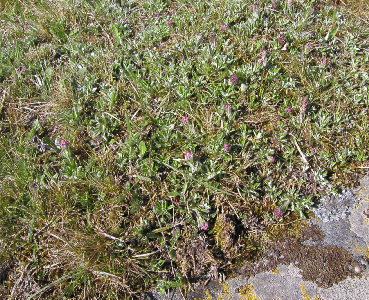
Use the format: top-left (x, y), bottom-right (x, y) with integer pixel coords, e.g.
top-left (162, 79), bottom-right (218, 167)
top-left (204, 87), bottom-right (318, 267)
top-left (111, 24), bottom-right (120, 43)
top-left (139, 141), bottom-right (147, 156)
top-left (167, 191), bottom-right (181, 197)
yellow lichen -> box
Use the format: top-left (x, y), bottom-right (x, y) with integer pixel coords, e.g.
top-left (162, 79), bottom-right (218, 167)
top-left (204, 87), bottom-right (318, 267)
top-left (196, 289), bottom-right (213, 300)
top-left (300, 283), bottom-right (321, 300)
top-left (354, 245), bottom-right (369, 258)
top-left (237, 283), bottom-right (260, 300)
top-left (217, 282), bottom-right (232, 300)
top-left (272, 267), bottom-right (279, 274)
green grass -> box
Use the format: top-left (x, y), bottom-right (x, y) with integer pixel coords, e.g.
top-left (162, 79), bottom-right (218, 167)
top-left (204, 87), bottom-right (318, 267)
top-left (0, 0), bottom-right (368, 298)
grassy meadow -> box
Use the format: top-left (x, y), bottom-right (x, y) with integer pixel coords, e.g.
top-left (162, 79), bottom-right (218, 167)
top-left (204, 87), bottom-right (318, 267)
top-left (0, 0), bottom-right (369, 298)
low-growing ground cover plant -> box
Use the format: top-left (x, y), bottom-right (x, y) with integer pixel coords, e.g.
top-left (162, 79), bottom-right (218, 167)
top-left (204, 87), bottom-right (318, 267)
top-left (0, 0), bottom-right (368, 298)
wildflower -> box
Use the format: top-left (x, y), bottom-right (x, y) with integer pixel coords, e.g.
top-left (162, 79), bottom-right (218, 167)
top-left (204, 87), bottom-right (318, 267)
top-left (19, 67), bottom-right (25, 73)
top-left (200, 222), bottom-right (209, 231)
top-left (93, 136), bottom-right (99, 143)
top-left (223, 143), bottom-right (231, 151)
top-left (286, 107), bottom-right (293, 114)
top-left (303, 98), bottom-right (309, 104)
top-left (311, 7), bottom-right (316, 12)
top-left (230, 75), bottom-right (238, 85)
top-left (273, 208), bottom-right (284, 218)
top-left (252, 5), bottom-right (257, 10)
top-left (272, 2), bottom-right (278, 9)
top-left (241, 83), bottom-right (247, 92)
top-left (223, 104), bottom-right (232, 110)
top-left (181, 116), bottom-right (189, 124)
top-left (269, 156), bottom-right (276, 163)
top-left (287, 1), bottom-right (293, 7)
top-left (167, 20), bottom-right (174, 26)
top-left (300, 104), bottom-right (306, 111)
top-left (279, 34), bottom-right (286, 45)
top-left (305, 43), bottom-right (311, 49)
top-left (220, 23), bottom-right (228, 30)
top-left (60, 140), bottom-right (69, 147)
top-left (258, 57), bottom-right (264, 64)
top-left (184, 151), bottom-right (193, 160)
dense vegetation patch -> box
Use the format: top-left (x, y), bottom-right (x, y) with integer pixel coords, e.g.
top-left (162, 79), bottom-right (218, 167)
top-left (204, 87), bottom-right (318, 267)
top-left (0, 0), bottom-right (368, 298)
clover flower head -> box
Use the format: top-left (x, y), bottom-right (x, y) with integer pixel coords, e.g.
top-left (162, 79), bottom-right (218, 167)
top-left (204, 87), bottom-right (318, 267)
top-left (272, 2), bottom-right (278, 9)
top-left (252, 5), bottom-right (257, 10)
top-left (273, 208), bottom-right (284, 218)
top-left (300, 104), bottom-right (306, 111)
top-left (230, 75), bottom-right (238, 85)
top-left (167, 20), bottom-right (175, 26)
top-left (60, 140), bottom-right (69, 147)
top-left (223, 143), bottom-right (231, 151)
top-left (223, 104), bottom-right (232, 110)
top-left (279, 34), bottom-right (286, 45)
top-left (303, 98), bottom-right (309, 105)
top-left (220, 23), bottom-right (228, 30)
top-left (184, 151), bottom-right (193, 160)
top-left (258, 57), bottom-right (264, 64)
top-left (269, 156), bottom-right (276, 163)
top-left (181, 116), bottom-right (189, 124)
top-left (286, 107), bottom-right (293, 114)
top-left (287, 1), bottom-right (293, 7)
top-left (200, 222), bottom-right (209, 231)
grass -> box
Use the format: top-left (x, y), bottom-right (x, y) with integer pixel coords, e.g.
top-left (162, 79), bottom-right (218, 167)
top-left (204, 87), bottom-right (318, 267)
top-left (0, 0), bottom-right (368, 298)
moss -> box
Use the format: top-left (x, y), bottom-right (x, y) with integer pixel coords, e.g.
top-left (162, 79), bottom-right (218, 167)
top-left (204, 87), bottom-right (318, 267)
top-left (236, 222), bottom-right (363, 288)
top-left (213, 213), bottom-right (236, 259)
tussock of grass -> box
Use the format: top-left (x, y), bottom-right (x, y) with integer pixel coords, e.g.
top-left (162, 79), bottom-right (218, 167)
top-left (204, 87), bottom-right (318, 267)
top-left (1, 0), bottom-right (369, 298)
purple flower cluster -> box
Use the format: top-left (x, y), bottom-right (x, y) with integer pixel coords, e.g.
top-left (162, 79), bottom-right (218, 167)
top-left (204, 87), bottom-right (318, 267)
top-left (181, 116), bottom-right (189, 124)
top-left (230, 75), bottom-right (238, 85)
top-left (279, 34), bottom-right (286, 46)
top-left (60, 140), bottom-right (69, 147)
top-left (200, 222), bottom-right (209, 231)
top-left (167, 20), bottom-right (174, 26)
top-left (301, 98), bottom-right (308, 111)
top-left (220, 24), bottom-right (228, 30)
top-left (184, 151), bottom-right (193, 160)
top-left (223, 143), bottom-right (231, 151)
top-left (273, 208), bottom-right (284, 218)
